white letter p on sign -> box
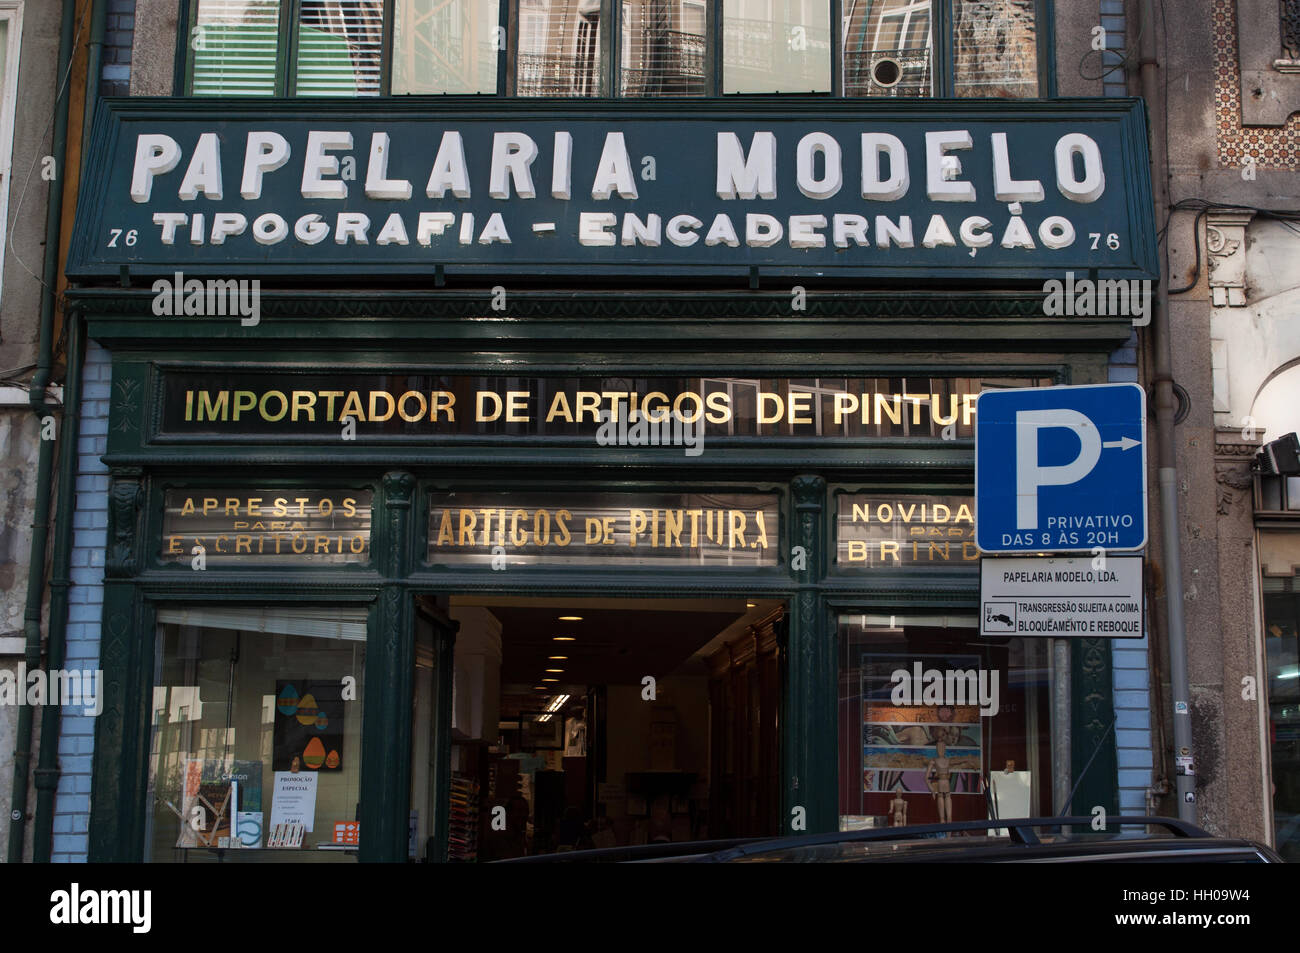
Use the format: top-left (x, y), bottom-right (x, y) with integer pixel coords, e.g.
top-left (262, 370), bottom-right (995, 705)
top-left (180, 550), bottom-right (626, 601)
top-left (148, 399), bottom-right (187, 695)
top-left (1015, 409), bottom-right (1102, 529)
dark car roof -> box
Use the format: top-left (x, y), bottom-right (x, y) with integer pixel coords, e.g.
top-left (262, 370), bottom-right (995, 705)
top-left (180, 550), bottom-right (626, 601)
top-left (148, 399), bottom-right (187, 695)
top-left (495, 817), bottom-right (1283, 863)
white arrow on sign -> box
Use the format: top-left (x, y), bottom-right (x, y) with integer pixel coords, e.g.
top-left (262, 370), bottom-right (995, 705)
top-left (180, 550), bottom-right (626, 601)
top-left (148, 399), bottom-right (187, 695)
top-left (1102, 437), bottom-right (1141, 450)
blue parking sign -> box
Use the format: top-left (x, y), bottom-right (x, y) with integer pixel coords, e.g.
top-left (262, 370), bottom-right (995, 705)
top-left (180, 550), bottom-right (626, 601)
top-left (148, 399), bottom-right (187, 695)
top-left (976, 383), bottom-right (1147, 553)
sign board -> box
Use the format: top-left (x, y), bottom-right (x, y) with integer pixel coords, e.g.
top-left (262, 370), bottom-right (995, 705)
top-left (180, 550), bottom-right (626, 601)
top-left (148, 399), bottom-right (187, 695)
top-left (156, 370), bottom-right (1047, 440)
top-left (67, 100), bottom-right (1157, 282)
top-left (835, 494), bottom-right (976, 569)
top-left (975, 383), bottom-right (1147, 553)
top-left (160, 489), bottom-right (373, 565)
top-left (428, 492), bottom-right (779, 567)
top-left (979, 555), bottom-right (1143, 637)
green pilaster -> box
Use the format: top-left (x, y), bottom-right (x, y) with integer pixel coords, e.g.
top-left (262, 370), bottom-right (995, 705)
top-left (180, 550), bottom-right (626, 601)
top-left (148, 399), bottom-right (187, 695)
top-left (89, 472), bottom-right (149, 862)
top-left (359, 471), bottom-right (416, 862)
top-left (1070, 637), bottom-right (1119, 817)
top-left (784, 474), bottom-right (835, 834)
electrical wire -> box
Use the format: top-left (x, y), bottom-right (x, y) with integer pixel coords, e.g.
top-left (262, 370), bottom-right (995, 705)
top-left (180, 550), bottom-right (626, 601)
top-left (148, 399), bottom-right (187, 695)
top-left (4, 0), bottom-right (94, 294)
top-left (1162, 198), bottom-right (1300, 295)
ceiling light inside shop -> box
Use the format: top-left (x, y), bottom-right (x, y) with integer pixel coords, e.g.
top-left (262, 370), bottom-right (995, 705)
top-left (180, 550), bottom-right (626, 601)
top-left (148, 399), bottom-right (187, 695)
top-left (558, 615), bottom-right (583, 621)
top-left (546, 694), bottom-right (571, 712)
top-left (553, 636), bottom-right (576, 641)
top-left (546, 668), bottom-right (564, 673)
top-left (548, 655), bottom-right (568, 660)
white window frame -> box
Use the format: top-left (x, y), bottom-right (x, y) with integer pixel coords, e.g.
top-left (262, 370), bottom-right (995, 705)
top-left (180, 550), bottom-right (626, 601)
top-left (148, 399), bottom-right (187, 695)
top-left (0, 2), bottom-right (24, 311)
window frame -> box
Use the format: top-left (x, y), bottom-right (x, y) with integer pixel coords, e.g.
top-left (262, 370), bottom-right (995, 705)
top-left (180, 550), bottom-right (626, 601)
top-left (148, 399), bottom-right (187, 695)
top-left (173, 0), bottom-right (1056, 99)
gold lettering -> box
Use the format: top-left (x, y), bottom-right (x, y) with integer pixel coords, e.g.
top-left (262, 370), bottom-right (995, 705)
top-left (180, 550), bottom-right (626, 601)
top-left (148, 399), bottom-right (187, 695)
top-left (846, 540), bottom-right (867, 562)
top-left (505, 391), bottom-right (530, 423)
top-left (436, 510), bottom-right (454, 545)
top-left (705, 391), bottom-right (732, 424)
top-left (432, 391), bottom-right (455, 422)
top-left (476, 391), bottom-right (502, 422)
top-left (879, 540), bottom-right (900, 564)
top-left (729, 510), bottom-right (746, 549)
top-left (787, 391), bottom-right (812, 425)
top-left (368, 391), bottom-right (394, 422)
top-left (641, 392), bottom-right (669, 423)
top-left (833, 393), bottom-right (858, 425)
top-left (181, 498), bottom-right (196, 516)
top-left (629, 509), bottom-right (648, 547)
top-left (758, 392), bottom-right (783, 424)
top-left (198, 390), bottom-right (229, 422)
top-left (510, 510), bottom-right (528, 546)
top-left (458, 509), bottom-right (477, 545)
top-left (232, 390), bottom-right (256, 421)
top-left (340, 391), bottom-right (366, 422)
top-left (342, 497), bottom-right (357, 517)
top-left (259, 390), bottom-right (288, 422)
top-left (665, 509), bottom-right (683, 547)
top-left (320, 391), bottom-right (344, 421)
top-left (545, 391), bottom-right (574, 423)
top-left (291, 391), bottom-right (317, 422)
top-left (875, 393), bottom-right (902, 426)
top-left (575, 391), bottom-right (601, 423)
top-left (555, 510), bottom-right (572, 546)
top-left (397, 391), bottom-right (427, 422)
top-left (235, 536), bottom-right (252, 553)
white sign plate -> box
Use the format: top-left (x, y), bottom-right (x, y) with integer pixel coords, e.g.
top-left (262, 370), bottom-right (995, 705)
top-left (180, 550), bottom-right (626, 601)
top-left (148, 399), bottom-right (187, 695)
top-left (979, 555), bottom-right (1143, 638)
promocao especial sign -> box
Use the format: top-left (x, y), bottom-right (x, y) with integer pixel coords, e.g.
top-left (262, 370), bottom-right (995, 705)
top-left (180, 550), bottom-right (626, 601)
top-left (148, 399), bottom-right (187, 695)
top-left (68, 100), bottom-right (1157, 281)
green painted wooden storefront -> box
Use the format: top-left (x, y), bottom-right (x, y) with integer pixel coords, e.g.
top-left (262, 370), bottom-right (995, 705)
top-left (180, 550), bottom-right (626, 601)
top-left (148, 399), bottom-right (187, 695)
top-left (72, 288), bottom-right (1132, 862)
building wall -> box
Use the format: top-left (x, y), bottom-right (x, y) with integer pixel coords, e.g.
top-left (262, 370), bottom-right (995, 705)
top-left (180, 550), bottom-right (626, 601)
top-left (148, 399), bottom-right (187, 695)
top-left (50, 340), bottom-right (110, 863)
top-left (1155, 0), bottom-right (1298, 840)
top-left (49, 0), bottom-right (1170, 858)
top-left (0, 0), bottom-right (72, 862)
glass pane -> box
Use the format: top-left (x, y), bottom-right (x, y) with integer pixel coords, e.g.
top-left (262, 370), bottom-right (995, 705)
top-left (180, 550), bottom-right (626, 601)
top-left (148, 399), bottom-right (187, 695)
top-left (621, 0), bottom-right (707, 96)
top-left (951, 0), bottom-right (1038, 98)
top-left (191, 0), bottom-right (283, 96)
top-left (295, 0), bottom-right (383, 96)
top-left (1265, 585), bottom-right (1300, 861)
top-left (516, 0), bottom-right (605, 97)
top-left (723, 0), bottom-right (831, 93)
top-left (838, 613), bottom-right (1054, 828)
top-left (393, 0), bottom-right (500, 94)
top-left (842, 0), bottom-right (932, 97)
top-left (145, 611), bottom-right (366, 861)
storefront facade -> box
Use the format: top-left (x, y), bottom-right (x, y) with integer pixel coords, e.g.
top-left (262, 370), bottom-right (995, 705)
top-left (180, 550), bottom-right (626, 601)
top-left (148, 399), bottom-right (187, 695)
top-left (55, 1), bottom-right (1160, 862)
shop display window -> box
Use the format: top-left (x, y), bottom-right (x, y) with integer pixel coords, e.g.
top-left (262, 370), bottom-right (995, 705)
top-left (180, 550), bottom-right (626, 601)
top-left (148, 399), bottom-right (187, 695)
top-left (143, 607), bottom-right (366, 861)
top-left (838, 612), bottom-right (1055, 830)
top-left (1263, 574), bottom-right (1300, 861)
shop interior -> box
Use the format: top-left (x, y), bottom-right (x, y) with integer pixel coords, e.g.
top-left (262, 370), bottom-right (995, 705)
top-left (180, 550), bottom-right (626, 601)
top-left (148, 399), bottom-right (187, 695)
top-left (412, 595), bottom-right (786, 861)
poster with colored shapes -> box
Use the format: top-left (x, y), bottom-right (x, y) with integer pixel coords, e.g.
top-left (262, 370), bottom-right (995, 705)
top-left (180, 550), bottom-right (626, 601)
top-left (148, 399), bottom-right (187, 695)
top-left (273, 679), bottom-right (345, 772)
top-left (270, 770), bottom-right (319, 833)
top-left (861, 654), bottom-right (984, 797)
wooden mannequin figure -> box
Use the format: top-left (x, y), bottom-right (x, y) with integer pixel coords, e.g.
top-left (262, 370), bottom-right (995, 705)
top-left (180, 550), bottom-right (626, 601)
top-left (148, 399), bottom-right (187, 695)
top-left (889, 787), bottom-right (908, 827)
top-left (926, 740), bottom-right (953, 823)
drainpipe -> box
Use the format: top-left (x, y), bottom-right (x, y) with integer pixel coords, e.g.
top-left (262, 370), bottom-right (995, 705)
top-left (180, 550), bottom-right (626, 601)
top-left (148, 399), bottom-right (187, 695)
top-left (33, 313), bottom-right (84, 862)
top-left (1137, 0), bottom-right (1195, 822)
top-left (82, 0), bottom-right (107, 157)
top-left (7, 0), bottom-right (78, 862)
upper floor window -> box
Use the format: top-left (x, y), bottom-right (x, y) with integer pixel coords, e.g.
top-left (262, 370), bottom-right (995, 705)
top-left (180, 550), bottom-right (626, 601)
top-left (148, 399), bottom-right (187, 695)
top-left (181, 0), bottom-right (1049, 98)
